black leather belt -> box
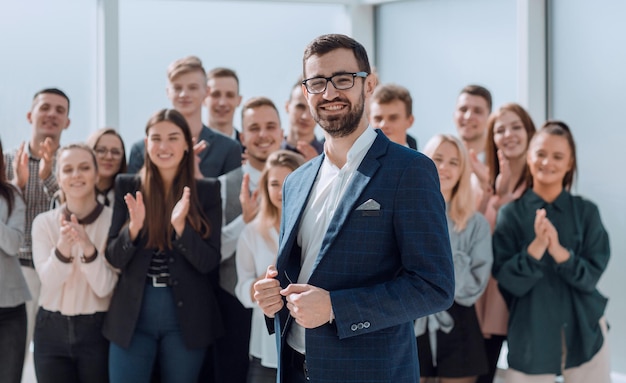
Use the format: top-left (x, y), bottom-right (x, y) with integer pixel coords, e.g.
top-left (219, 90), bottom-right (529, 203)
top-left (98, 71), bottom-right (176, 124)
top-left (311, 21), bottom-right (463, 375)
top-left (284, 343), bottom-right (308, 379)
top-left (146, 275), bottom-right (170, 287)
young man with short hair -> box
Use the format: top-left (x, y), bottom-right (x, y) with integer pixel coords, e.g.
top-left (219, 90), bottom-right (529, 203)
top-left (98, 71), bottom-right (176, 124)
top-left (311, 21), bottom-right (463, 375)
top-left (254, 34), bottom-right (454, 383)
top-left (127, 56), bottom-right (241, 177)
top-left (4, 88), bottom-right (71, 372)
top-left (205, 67), bottom-right (243, 143)
top-left (454, 84), bottom-right (492, 159)
top-left (369, 83), bottom-right (418, 149)
top-left (281, 79), bottom-right (323, 161)
top-left (215, 96), bottom-right (284, 383)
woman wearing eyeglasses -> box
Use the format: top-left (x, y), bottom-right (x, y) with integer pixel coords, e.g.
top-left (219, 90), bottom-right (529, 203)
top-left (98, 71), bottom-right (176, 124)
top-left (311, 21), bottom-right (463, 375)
top-left (87, 128), bottom-right (128, 207)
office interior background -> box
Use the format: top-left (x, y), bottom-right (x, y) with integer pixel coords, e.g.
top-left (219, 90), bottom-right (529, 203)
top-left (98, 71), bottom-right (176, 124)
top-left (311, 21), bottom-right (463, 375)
top-left (0, 0), bottom-right (624, 377)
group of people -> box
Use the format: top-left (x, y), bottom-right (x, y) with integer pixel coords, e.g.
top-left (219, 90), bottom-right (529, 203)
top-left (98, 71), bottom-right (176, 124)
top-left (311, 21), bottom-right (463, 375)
top-left (0, 33), bottom-right (610, 383)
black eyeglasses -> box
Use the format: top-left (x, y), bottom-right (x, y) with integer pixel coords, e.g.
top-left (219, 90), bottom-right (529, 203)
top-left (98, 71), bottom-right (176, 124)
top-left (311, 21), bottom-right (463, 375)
top-left (94, 147), bottom-right (124, 159)
top-left (302, 72), bottom-right (368, 94)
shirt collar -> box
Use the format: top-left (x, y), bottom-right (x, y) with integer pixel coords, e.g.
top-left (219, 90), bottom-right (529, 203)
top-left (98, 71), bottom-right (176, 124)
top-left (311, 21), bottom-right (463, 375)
top-left (524, 188), bottom-right (569, 212)
top-left (323, 127), bottom-right (377, 170)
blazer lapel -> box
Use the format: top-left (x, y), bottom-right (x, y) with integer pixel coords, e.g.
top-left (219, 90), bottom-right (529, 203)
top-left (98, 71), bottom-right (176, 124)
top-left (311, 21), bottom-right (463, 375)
top-left (312, 133), bottom-right (388, 270)
top-left (276, 155), bottom-right (323, 279)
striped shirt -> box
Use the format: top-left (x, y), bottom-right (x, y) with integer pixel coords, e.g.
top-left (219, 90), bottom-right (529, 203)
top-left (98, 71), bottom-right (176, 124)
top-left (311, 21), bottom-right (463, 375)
top-left (4, 146), bottom-right (58, 268)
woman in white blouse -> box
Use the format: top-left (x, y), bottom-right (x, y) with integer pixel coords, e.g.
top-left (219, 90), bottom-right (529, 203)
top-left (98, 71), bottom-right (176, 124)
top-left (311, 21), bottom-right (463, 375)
top-left (31, 143), bottom-right (118, 383)
top-left (235, 150), bottom-right (304, 383)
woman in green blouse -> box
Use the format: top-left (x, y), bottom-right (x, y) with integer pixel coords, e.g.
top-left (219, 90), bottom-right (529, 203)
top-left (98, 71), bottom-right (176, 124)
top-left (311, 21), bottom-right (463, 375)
top-left (492, 121), bottom-right (611, 383)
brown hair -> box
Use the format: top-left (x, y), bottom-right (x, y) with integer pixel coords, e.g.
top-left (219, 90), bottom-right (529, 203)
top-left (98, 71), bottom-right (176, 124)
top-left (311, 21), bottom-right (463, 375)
top-left (240, 97), bottom-right (280, 128)
top-left (141, 109), bottom-right (211, 250)
top-left (0, 140), bottom-right (21, 215)
top-left (167, 56), bottom-right (206, 82)
top-left (371, 83), bottom-right (413, 117)
top-left (459, 85), bottom-right (492, 113)
top-left (303, 34), bottom-right (371, 76)
top-left (527, 120), bottom-right (577, 191)
top-left (206, 67), bottom-right (240, 92)
top-left (485, 103), bottom-right (536, 193)
top-left (86, 127), bottom-right (128, 174)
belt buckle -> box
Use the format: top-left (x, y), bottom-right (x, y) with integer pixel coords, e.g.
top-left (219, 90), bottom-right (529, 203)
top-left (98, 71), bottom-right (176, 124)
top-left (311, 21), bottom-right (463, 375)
top-left (151, 276), bottom-right (168, 287)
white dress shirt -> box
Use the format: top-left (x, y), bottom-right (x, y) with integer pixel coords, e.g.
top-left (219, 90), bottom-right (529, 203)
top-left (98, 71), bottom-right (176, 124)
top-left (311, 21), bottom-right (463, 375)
top-left (287, 127), bottom-right (377, 354)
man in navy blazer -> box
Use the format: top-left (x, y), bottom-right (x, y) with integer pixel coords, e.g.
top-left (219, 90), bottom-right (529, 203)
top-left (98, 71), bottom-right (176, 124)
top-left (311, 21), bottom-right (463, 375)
top-left (254, 34), bottom-right (454, 383)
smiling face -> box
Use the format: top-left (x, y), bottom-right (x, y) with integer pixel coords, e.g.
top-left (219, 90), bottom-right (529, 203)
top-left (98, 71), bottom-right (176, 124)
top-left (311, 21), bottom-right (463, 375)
top-left (303, 48), bottom-right (374, 138)
top-left (93, 133), bottom-right (124, 181)
top-left (145, 121), bottom-right (189, 175)
top-left (241, 105), bottom-right (283, 170)
top-left (493, 110), bottom-right (529, 160)
top-left (527, 132), bottom-right (573, 190)
top-left (57, 147), bottom-right (98, 201)
top-left (205, 76), bottom-right (242, 127)
top-left (267, 165), bottom-right (292, 211)
top-left (166, 70), bottom-right (207, 117)
top-left (28, 93), bottom-right (71, 141)
top-left (286, 85), bottom-right (316, 139)
top-left (369, 99), bottom-right (414, 145)
top-left (430, 141), bottom-right (462, 200)
top-left (454, 93), bottom-right (489, 144)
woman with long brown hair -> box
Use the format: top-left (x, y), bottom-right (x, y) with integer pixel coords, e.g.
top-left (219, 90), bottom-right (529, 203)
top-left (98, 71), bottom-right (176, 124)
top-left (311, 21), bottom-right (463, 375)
top-left (104, 109), bottom-right (223, 383)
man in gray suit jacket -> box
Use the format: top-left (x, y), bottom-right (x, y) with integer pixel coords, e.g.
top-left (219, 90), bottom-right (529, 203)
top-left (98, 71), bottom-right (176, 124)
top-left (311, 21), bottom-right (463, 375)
top-left (127, 56), bottom-right (241, 177)
top-left (254, 34), bottom-right (455, 383)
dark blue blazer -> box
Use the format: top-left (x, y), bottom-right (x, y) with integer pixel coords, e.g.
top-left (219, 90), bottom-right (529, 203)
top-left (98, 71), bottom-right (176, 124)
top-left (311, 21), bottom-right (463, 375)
top-left (273, 131), bottom-right (454, 383)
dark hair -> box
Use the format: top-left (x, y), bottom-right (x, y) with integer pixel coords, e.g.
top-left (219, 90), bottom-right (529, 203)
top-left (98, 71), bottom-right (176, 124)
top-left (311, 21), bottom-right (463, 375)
top-left (486, 103), bottom-right (536, 192)
top-left (303, 34), bottom-right (371, 76)
top-left (240, 97), bottom-right (280, 128)
top-left (86, 127), bottom-right (128, 174)
top-left (0, 139), bottom-right (20, 216)
top-left (141, 109), bottom-right (210, 250)
top-left (527, 120), bottom-right (577, 191)
top-left (371, 83), bottom-right (413, 116)
top-left (459, 85), bottom-right (492, 113)
top-left (32, 88), bottom-right (70, 114)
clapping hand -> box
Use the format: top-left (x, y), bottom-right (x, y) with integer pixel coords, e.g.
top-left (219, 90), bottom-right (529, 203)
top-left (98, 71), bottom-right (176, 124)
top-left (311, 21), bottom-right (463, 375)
top-left (171, 186), bottom-right (191, 237)
top-left (38, 137), bottom-right (56, 180)
top-left (12, 142), bottom-right (29, 189)
top-left (240, 173), bottom-right (259, 224)
top-left (125, 191), bottom-right (145, 241)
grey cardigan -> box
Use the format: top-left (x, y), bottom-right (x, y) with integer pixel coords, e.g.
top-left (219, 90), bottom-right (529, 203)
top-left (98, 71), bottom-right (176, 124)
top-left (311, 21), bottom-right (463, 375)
top-left (0, 192), bottom-right (29, 307)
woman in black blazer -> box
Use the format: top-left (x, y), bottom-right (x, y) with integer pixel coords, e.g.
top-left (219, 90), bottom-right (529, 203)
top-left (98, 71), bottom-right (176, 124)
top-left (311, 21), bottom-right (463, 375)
top-left (104, 109), bottom-right (223, 383)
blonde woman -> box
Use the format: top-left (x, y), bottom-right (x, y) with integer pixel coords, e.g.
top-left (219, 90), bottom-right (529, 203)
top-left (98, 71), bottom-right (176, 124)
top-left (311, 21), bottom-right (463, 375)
top-left (416, 134), bottom-right (492, 383)
top-left (31, 143), bottom-right (118, 383)
top-left (235, 150), bottom-right (304, 383)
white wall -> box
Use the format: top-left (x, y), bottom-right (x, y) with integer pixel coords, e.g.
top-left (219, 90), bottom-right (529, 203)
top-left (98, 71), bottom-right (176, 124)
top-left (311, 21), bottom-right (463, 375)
top-left (549, 0), bottom-right (626, 373)
top-left (118, 0), bottom-right (348, 147)
top-left (375, 0), bottom-right (518, 149)
top-left (0, 0), bottom-right (98, 152)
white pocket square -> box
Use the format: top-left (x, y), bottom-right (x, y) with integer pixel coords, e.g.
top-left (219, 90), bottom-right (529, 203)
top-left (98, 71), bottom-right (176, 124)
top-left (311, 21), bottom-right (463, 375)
top-left (356, 199), bottom-right (381, 211)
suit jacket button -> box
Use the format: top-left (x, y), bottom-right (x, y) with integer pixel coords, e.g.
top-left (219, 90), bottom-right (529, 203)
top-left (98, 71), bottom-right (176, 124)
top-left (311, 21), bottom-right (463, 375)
top-left (172, 279), bottom-right (179, 286)
top-left (351, 324), bottom-right (358, 331)
top-left (177, 301), bottom-right (183, 307)
top-left (169, 257), bottom-right (175, 263)
top-left (364, 321), bottom-right (370, 328)
top-left (357, 323), bottom-right (364, 330)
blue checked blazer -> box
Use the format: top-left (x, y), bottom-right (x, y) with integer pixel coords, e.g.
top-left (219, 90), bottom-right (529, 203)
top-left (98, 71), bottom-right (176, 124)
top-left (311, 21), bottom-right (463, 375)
top-left (272, 131), bottom-right (455, 383)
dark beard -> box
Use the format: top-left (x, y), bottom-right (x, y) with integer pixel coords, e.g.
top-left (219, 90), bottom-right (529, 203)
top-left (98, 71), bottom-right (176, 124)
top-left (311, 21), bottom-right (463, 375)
top-left (313, 90), bottom-right (365, 138)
